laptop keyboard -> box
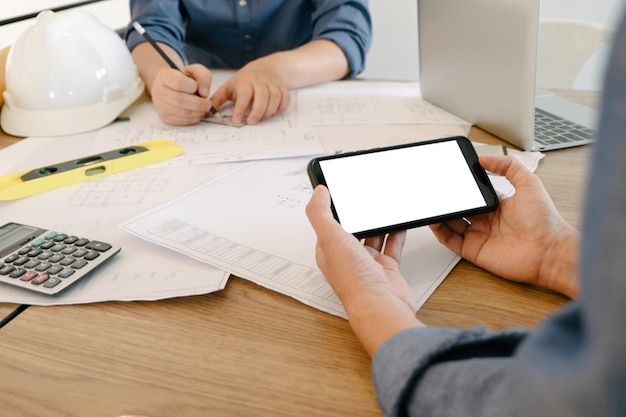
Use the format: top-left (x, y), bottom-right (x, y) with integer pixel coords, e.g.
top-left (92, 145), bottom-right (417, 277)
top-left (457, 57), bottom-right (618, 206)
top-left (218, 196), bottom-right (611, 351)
top-left (534, 108), bottom-right (595, 147)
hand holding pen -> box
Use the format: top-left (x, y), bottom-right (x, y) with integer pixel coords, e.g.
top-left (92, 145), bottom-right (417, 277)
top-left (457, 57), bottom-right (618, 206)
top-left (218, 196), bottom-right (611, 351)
top-left (132, 21), bottom-right (223, 124)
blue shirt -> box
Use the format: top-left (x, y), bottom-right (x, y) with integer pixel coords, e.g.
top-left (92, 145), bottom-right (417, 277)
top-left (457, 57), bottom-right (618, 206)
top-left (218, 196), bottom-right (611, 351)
top-left (125, 0), bottom-right (372, 78)
top-left (372, 10), bottom-right (626, 417)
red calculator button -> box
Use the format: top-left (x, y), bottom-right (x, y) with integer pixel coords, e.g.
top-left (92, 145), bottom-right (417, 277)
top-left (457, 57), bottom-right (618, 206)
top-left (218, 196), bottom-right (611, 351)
top-left (31, 273), bottom-right (50, 285)
top-left (20, 270), bottom-right (38, 281)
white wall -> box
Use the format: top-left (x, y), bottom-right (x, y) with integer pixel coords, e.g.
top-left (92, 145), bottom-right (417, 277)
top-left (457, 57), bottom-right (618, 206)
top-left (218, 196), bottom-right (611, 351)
top-left (359, 0), bottom-right (419, 81)
top-left (361, 0), bottom-right (624, 88)
top-left (0, 0), bottom-right (130, 50)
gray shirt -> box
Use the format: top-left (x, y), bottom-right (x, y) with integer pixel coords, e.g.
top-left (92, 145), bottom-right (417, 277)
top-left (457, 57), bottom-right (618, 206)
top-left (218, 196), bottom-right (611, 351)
top-left (372, 9), bottom-right (626, 417)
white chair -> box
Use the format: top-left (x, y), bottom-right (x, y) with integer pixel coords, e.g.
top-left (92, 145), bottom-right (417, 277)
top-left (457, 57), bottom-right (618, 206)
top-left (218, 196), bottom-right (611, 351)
top-left (537, 18), bottom-right (614, 89)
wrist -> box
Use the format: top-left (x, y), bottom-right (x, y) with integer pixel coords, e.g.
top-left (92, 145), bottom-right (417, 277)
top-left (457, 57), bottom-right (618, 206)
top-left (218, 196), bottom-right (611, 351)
top-left (539, 225), bottom-right (580, 298)
top-left (342, 288), bottom-right (423, 357)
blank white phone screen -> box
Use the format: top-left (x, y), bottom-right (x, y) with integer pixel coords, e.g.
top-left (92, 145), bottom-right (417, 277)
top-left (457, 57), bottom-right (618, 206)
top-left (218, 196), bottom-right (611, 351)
top-left (319, 140), bottom-right (487, 234)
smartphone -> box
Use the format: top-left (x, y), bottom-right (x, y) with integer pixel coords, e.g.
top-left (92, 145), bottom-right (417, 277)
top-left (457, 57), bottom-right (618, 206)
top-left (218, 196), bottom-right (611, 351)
top-left (307, 136), bottom-right (499, 239)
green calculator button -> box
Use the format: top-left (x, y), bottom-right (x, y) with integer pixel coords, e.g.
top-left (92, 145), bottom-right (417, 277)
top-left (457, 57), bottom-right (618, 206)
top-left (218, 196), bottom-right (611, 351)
top-left (45, 231), bottom-right (58, 240)
top-left (31, 238), bottom-right (46, 247)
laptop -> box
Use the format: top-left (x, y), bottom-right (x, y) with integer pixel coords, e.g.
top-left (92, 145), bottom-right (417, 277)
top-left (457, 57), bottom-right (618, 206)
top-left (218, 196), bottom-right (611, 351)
top-left (417, 0), bottom-right (598, 151)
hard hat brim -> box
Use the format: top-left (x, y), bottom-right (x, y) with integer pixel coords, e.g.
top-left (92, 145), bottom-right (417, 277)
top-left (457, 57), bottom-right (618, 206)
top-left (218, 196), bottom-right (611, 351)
top-left (1, 78), bottom-right (144, 137)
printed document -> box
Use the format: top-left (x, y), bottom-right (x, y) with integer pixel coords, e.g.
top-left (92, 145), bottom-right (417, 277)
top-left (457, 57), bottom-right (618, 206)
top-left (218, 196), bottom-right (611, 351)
top-left (122, 157), bottom-right (461, 317)
top-left (93, 100), bottom-right (324, 167)
top-left (294, 81), bottom-right (470, 127)
top-left (0, 135), bottom-right (232, 306)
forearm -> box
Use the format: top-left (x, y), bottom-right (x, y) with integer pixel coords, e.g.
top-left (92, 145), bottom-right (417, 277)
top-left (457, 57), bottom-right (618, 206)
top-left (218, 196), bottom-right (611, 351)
top-left (131, 42), bottom-right (185, 94)
top-left (244, 39), bottom-right (350, 89)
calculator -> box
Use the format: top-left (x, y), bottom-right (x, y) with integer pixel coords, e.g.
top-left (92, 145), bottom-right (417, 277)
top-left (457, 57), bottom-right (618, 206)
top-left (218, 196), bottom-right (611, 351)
top-left (0, 222), bottom-right (121, 295)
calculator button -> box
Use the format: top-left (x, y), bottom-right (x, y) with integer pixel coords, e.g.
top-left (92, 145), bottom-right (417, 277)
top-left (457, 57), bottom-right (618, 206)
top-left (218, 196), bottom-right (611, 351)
top-left (58, 269), bottom-right (75, 279)
top-left (37, 251), bottom-right (54, 260)
top-left (59, 257), bottom-right (76, 266)
top-left (20, 271), bottom-right (38, 281)
top-left (73, 248), bottom-right (88, 258)
top-left (13, 256), bottom-right (29, 266)
top-left (83, 251), bottom-right (100, 261)
top-left (8, 268), bottom-right (26, 279)
top-left (49, 254), bottom-right (65, 263)
top-left (4, 254), bottom-right (19, 263)
top-left (47, 265), bottom-right (63, 275)
top-left (23, 260), bottom-right (41, 269)
top-left (40, 241), bottom-right (55, 250)
top-left (31, 238), bottom-right (46, 248)
top-left (63, 236), bottom-right (79, 244)
top-left (43, 277), bottom-right (62, 288)
top-left (53, 233), bottom-right (68, 242)
top-left (35, 262), bottom-right (52, 272)
top-left (71, 259), bottom-right (88, 269)
top-left (18, 246), bottom-right (32, 255)
top-left (31, 273), bottom-right (50, 285)
top-left (74, 238), bottom-right (90, 247)
top-left (50, 244), bottom-right (66, 252)
top-left (85, 241), bottom-right (112, 252)
top-left (27, 248), bottom-right (43, 257)
top-left (44, 231), bottom-right (58, 240)
top-left (0, 265), bottom-right (16, 275)
top-left (61, 246), bottom-right (77, 255)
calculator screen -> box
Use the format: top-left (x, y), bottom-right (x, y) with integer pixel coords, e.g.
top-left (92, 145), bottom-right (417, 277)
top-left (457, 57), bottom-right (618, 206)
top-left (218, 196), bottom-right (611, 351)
top-left (0, 223), bottom-right (43, 253)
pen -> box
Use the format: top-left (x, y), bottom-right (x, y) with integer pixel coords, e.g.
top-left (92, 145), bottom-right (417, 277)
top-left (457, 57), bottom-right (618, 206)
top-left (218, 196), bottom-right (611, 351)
top-left (132, 21), bottom-right (223, 121)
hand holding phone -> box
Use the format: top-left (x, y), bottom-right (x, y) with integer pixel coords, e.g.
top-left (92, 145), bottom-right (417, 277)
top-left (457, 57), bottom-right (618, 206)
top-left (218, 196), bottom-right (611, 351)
top-left (307, 136), bottom-right (499, 239)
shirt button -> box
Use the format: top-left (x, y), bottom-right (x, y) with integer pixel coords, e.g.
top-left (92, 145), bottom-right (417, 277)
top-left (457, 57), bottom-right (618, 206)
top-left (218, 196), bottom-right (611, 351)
top-left (239, 0), bottom-right (247, 6)
top-left (244, 34), bottom-right (251, 40)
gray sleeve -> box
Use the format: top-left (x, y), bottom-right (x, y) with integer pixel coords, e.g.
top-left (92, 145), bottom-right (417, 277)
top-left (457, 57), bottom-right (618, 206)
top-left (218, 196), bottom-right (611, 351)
top-left (372, 9), bottom-right (626, 417)
top-left (372, 326), bottom-right (527, 417)
top-left (509, 7), bottom-right (626, 415)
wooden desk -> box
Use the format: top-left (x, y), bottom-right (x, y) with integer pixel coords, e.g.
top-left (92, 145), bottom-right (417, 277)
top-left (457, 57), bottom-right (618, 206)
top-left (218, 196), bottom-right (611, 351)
top-left (0, 133), bottom-right (19, 149)
top-left (0, 104), bottom-right (590, 416)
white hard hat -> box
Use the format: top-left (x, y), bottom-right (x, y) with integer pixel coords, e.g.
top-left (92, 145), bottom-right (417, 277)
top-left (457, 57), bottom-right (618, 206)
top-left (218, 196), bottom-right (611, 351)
top-left (1, 10), bottom-right (144, 137)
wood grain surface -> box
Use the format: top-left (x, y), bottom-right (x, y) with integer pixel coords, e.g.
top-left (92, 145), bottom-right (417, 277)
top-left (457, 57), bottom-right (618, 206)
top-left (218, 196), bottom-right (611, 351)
top-left (0, 91), bottom-right (594, 417)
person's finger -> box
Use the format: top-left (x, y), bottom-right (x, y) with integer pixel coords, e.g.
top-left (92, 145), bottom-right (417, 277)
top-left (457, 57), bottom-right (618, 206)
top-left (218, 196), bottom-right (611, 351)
top-left (262, 83), bottom-right (284, 120)
top-left (160, 67), bottom-right (199, 95)
top-left (429, 222), bottom-right (465, 255)
top-left (382, 230), bottom-right (407, 263)
top-left (441, 217), bottom-right (472, 236)
top-left (231, 83), bottom-right (253, 124)
top-left (152, 98), bottom-right (206, 125)
top-left (305, 185), bottom-right (337, 235)
top-left (364, 235), bottom-right (385, 252)
top-left (183, 63), bottom-right (213, 97)
top-left (479, 155), bottom-right (538, 190)
top-left (209, 83), bottom-right (231, 110)
top-left (246, 84), bottom-right (269, 125)
top-left (277, 85), bottom-right (291, 114)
